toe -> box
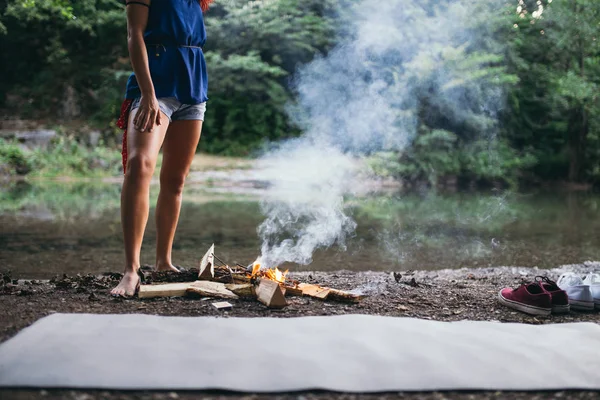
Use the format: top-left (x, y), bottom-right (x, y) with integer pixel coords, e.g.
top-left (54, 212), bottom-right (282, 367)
top-left (111, 286), bottom-right (124, 297)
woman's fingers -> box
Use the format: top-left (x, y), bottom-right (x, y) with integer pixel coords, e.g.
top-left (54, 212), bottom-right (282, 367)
top-left (141, 110), bottom-right (150, 132)
top-left (134, 109), bottom-right (146, 131)
top-left (134, 104), bottom-right (161, 132)
top-left (144, 109), bottom-right (156, 132)
top-left (133, 110), bottom-right (140, 127)
top-left (139, 109), bottom-right (151, 132)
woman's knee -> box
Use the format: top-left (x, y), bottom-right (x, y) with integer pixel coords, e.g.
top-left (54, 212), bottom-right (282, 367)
top-left (160, 172), bottom-right (187, 195)
top-left (125, 154), bottom-right (155, 180)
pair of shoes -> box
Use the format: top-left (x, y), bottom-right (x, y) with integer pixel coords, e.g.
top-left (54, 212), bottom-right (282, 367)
top-left (557, 272), bottom-right (600, 311)
top-left (498, 276), bottom-right (569, 316)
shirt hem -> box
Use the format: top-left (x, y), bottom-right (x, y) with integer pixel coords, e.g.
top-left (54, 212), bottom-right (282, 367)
top-left (124, 91), bottom-right (208, 105)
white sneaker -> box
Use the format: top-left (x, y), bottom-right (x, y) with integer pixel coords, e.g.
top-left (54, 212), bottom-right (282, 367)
top-left (582, 273), bottom-right (600, 309)
top-left (557, 273), bottom-right (594, 311)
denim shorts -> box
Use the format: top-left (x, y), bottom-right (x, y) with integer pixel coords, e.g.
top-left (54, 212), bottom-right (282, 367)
top-left (131, 97), bottom-right (206, 122)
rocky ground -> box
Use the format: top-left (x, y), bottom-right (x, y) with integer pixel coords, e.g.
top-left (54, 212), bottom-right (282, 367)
top-left (1, 263), bottom-right (599, 400)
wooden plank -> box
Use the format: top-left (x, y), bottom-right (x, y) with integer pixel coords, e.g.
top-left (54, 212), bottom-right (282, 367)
top-left (298, 283), bottom-right (331, 300)
top-left (198, 244), bottom-right (215, 280)
top-left (225, 283), bottom-right (255, 298)
top-left (138, 283), bottom-right (191, 299)
top-left (283, 285), bottom-right (303, 297)
top-left (187, 280), bottom-right (238, 300)
top-left (255, 279), bottom-right (287, 308)
top-left (328, 288), bottom-right (364, 303)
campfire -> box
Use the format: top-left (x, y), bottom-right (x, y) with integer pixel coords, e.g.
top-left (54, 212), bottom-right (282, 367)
top-left (251, 261), bottom-right (288, 284)
top-left (138, 244), bottom-right (364, 308)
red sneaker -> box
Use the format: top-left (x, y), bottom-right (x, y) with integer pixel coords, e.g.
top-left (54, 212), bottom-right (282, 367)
top-left (498, 282), bottom-right (552, 316)
top-left (536, 276), bottom-right (570, 314)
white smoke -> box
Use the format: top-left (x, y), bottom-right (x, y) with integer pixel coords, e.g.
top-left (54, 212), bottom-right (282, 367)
top-left (257, 0), bottom-right (507, 268)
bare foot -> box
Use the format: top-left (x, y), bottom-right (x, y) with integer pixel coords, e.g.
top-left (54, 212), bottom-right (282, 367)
top-left (110, 270), bottom-right (140, 297)
top-left (155, 262), bottom-right (181, 272)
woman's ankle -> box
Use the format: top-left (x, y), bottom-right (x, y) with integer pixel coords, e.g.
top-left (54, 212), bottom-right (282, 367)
top-left (123, 264), bottom-right (140, 274)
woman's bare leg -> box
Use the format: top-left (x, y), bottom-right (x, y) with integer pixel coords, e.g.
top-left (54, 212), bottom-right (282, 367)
top-left (111, 109), bottom-right (170, 296)
top-left (155, 119), bottom-right (203, 271)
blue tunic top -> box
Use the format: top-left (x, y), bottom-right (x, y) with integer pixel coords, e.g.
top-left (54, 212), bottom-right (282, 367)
top-left (125, 0), bottom-right (208, 104)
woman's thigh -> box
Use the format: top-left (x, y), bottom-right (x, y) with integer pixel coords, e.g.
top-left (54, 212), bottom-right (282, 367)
top-left (160, 120), bottom-right (203, 179)
top-left (126, 108), bottom-right (171, 169)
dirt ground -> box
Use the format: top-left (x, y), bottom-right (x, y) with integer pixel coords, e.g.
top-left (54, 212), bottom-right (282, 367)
top-left (1, 264), bottom-right (599, 400)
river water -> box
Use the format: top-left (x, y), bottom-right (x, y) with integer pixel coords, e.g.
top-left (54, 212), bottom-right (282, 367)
top-left (1, 181), bottom-right (599, 279)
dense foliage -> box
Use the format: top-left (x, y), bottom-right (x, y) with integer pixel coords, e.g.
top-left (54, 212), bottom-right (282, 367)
top-left (0, 0), bottom-right (598, 186)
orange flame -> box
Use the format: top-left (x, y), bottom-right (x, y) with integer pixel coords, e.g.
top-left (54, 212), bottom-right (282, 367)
top-left (264, 267), bottom-right (288, 284)
top-left (250, 258), bottom-right (288, 284)
top-left (251, 260), bottom-right (261, 276)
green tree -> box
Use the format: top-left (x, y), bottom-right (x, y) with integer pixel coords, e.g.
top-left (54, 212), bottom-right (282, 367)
top-left (0, 0), bottom-right (127, 123)
top-left (505, 0), bottom-right (600, 183)
top-left (202, 0), bottom-right (336, 155)
top-left (0, 0), bottom-right (336, 155)
top-left (366, 1), bottom-right (528, 188)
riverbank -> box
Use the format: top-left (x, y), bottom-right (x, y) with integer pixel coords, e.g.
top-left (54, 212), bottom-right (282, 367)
top-left (1, 264), bottom-right (599, 399)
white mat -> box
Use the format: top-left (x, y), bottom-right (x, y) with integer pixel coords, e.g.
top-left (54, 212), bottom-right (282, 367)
top-left (0, 313), bottom-right (599, 392)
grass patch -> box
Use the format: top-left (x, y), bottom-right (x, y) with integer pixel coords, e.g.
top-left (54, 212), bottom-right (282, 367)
top-left (0, 136), bottom-right (123, 178)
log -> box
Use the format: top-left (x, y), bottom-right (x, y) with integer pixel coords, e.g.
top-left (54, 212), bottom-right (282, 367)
top-left (255, 279), bottom-right (287, 308)
top-left (298, 283), bottom-right (331, 300)
top-left (138, 282), bottom-right (191, 299)
top-left (230, 273), bottom-right (252, 283)
top-left (328, 288), bottom-right (364, 303)
top-left (187, 281), bottom-right (238, 299)
top-left (283, 285), bottom-right (303, 297)
top-left (225, 283), bottom-right (255, 298)
top-left (198, 244), bottom-right (215, 280)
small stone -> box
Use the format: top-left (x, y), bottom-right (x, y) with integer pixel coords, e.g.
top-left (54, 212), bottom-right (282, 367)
top-left (212, 301), bottom-right (233, 311)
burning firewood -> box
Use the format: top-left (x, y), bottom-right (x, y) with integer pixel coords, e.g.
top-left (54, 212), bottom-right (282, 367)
top-left (255, 279), bottom-right (287, 309)
top-left (138, 246), bottom-right (365, 307)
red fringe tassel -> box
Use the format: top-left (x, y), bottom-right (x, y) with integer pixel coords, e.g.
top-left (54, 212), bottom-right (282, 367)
top-left (117, 99), bottom-right (133, 174)
top-left (199, 0), bottom-right (214, 12)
